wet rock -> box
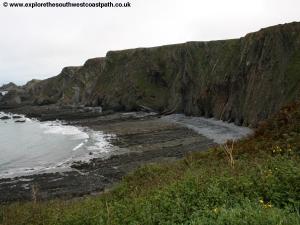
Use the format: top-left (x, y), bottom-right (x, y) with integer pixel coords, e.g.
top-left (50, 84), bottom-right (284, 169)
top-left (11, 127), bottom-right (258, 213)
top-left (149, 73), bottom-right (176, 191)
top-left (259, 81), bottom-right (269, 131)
top-left (0, 116), bottom-right (10, 120)
top-left (12, 115), bottom-right (22, 119)
top-left (15, 120), bottom-right (26, 123)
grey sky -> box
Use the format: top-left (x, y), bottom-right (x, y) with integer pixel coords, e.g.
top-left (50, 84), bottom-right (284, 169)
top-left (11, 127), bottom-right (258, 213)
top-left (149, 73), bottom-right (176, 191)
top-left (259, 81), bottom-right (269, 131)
top-left (0, 0), bottom-right (300, 86)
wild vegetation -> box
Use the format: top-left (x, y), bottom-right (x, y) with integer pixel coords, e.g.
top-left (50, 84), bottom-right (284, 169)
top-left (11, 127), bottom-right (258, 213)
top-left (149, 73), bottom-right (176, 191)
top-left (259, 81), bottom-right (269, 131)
top-left (0, 102), bottom-right (299, 225)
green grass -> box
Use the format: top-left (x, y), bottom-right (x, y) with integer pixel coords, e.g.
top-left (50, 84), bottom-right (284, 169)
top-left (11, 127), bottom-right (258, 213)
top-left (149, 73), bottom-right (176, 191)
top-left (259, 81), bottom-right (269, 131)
top-left (1, 102), bottom-right (300, 225)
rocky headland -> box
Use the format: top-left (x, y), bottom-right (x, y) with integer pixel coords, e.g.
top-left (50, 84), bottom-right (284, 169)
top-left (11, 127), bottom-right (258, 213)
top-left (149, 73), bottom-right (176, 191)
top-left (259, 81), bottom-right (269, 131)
top-left (1, 22), bottom-right (300, 127)
top-left (0, 22), bottom-right (299, 203)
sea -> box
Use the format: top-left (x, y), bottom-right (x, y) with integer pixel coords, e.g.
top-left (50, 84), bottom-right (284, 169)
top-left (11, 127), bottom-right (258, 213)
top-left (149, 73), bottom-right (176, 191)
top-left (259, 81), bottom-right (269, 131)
top-left (0, 111), bottom-right (116, 178)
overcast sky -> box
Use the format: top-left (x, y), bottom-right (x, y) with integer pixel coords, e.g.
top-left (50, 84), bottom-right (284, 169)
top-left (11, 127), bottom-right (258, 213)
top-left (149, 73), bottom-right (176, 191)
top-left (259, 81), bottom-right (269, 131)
top-left (0, 0), bottom-right (300, 86)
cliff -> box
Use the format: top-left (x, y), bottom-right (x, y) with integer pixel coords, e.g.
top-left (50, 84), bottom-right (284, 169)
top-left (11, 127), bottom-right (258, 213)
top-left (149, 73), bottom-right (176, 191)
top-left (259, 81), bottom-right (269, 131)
top-left (0, 82), bottom-right (18, 91)
top-left (1, 22), bottom-right (300, 126)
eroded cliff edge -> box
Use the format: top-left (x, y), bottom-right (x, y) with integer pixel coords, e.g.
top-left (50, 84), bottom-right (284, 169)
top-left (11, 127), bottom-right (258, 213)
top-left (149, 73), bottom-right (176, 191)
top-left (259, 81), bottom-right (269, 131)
top-left (1, 22), bottom-right (300, 126)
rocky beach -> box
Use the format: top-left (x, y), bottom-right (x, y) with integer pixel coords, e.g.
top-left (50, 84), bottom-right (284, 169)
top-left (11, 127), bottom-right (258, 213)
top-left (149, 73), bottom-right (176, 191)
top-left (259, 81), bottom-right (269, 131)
top-left (0, 22), bottom-right (299, 205)
top-left (0, 105), bottom-right (252, 203)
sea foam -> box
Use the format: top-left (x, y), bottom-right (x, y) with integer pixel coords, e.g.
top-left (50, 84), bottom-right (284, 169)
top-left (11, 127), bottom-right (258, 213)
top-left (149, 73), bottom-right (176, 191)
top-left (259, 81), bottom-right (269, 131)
top-left (40, 121), bottom-right (89, 140)
top-left (0, 115), bottom-right (116, 178)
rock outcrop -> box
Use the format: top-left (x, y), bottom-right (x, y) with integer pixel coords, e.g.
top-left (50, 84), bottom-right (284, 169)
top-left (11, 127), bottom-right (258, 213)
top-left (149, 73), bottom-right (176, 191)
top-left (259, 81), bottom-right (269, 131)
top-left (0, 82), bottom-right (18, 91)
top-left (1, 22), bottom-right (300, 126)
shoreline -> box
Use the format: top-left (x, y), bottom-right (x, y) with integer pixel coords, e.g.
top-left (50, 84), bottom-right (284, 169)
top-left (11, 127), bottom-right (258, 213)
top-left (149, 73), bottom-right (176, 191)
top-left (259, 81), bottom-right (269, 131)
top-left (0, 105), bottom-right (251, 203)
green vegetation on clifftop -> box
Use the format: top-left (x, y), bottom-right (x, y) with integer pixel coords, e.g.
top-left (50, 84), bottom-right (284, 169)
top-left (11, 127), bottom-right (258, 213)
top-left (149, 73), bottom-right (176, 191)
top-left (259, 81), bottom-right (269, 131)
top-left (1, 102), bottom-right (300, 225)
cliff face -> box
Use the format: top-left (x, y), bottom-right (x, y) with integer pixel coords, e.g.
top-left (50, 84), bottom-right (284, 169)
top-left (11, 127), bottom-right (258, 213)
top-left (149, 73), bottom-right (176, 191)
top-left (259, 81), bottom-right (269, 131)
top-left (90, 22), bottom-right (300, 126)
top-left (0, 82), bottom-right (18, 91)
top-left (3, 58), bottom-right (105, 106)
top-left (1, 22), bottom-right (300, 126)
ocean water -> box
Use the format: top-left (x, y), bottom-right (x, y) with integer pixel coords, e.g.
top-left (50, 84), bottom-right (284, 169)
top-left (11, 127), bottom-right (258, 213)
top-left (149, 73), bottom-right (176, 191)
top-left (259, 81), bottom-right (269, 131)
top-left (0, 112), bottom-right (115, 178)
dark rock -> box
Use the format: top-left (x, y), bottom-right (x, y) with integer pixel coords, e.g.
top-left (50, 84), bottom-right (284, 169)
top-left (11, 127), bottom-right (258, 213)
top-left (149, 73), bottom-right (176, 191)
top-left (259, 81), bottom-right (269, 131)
top-left (15, 119), bottom-right (26, 123)
top-left (12, 115), bottom-right (22, 119)
top-left (0, 82), bottom-right (18, 91)
top-left (0, 116), bottom-right (10, 120)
